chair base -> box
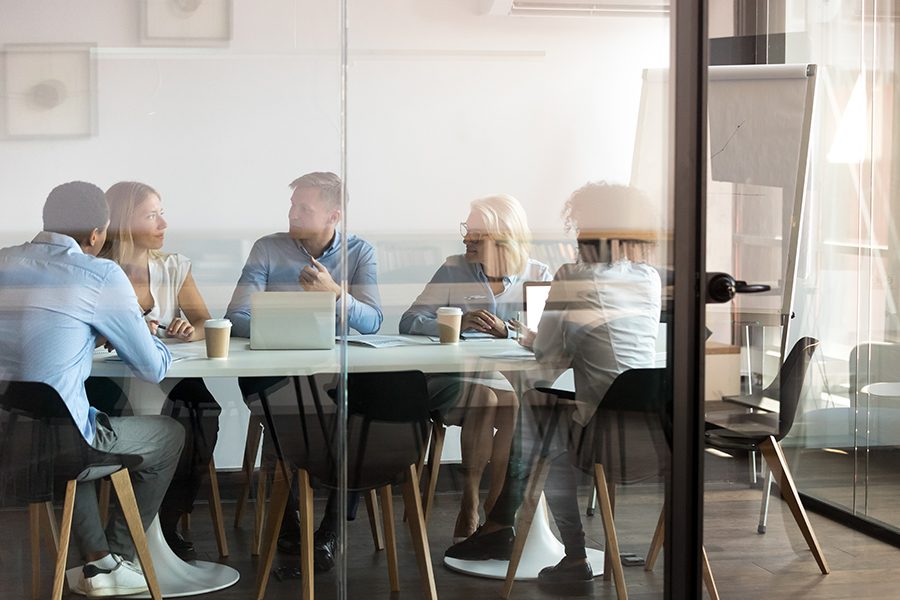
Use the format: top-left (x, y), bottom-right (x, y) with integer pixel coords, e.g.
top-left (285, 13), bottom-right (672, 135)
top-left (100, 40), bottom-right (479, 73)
top-left (64, 517), bottom-right (239, 598)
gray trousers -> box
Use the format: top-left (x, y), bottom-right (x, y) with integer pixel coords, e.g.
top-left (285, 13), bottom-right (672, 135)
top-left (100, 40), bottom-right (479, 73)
top-left (72, 414), bottom-right (185, 560)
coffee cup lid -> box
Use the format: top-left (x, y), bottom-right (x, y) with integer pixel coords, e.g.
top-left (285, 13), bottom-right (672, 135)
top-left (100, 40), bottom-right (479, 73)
top-left (205, 318), bottom-right (232, 328)
top-left (437, 307), bottom-right (463, 316)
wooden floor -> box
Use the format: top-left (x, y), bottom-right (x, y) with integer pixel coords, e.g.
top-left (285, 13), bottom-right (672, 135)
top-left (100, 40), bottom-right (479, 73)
top-left (2, 462), bottom-right (899, 600)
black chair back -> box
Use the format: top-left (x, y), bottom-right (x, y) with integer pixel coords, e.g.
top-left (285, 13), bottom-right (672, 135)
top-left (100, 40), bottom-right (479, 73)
top-left (254, 371), bottom-right (431, 492)
top-left (0, 380), bottom-right (141, 504)
top-left (574, 368), bottom-right (670, 484)
top-left (772, 337), bottom-right (819, 440)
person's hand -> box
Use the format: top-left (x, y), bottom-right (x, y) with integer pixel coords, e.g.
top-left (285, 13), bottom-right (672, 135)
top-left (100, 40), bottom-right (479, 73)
top-left (508, 318), bottom-right (536, 349)
top-left (299, 258), bottom-right (342, 298)
top-left (146, 319), bottom-right (160, 337)
top-left (163, 317), bottom-right (195, 342)
top-left (461, 309), bottom-right (508, 338)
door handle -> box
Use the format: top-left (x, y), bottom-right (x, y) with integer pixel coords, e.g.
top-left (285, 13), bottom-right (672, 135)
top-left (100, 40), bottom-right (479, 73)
top-left (706, 272), bottom-right (771, 304)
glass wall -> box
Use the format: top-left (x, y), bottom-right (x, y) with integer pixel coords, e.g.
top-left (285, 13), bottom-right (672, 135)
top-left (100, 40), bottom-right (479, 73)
top-left (781, 0), bottom-right (900, 531)
top-left (703, 1), bottom-right (900, 598)
top-left (1, 0), bottom-right (680, 598)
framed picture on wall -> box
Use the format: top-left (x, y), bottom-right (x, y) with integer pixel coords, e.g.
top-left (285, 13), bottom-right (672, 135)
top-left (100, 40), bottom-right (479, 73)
top-left (141, 0), bottom-right (233, 46)
top-left (2, 44), bottom-right (97, 139)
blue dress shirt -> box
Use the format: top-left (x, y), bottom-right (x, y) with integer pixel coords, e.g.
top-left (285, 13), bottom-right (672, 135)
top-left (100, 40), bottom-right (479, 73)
top-left (0, 232), bottom-right (172, 444)
top-left (225, 231), bottom-right (383, 337)
top-left (399, 254), bottom-right (552, 337)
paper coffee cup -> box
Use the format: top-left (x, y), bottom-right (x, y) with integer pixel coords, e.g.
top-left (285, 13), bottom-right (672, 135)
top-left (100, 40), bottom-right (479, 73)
top-left (436, 307), bottom-right (463, 344)
top-left (204, 318), bottom-right (232, 359)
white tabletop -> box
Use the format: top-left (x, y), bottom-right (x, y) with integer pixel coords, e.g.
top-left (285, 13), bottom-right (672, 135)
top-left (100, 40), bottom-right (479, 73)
top-left (91, 336), bottom-right (542, 379)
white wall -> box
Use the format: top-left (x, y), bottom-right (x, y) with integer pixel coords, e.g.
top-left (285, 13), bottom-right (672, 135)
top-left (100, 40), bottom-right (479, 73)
top-left (1, 0), bottom-right (669, 236)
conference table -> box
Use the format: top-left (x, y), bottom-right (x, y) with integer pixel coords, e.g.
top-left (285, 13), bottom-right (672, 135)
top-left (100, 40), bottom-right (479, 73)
top-left (83, 335), bottom-right (584, 595)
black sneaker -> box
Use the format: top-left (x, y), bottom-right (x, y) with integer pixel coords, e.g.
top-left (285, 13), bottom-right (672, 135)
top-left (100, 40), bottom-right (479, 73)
top-left (537, 557), bottom-right (593, 583)
top-left (314, 527), bottom-right (337, 572)
top-left (444, 526), bottom-right (515, 561)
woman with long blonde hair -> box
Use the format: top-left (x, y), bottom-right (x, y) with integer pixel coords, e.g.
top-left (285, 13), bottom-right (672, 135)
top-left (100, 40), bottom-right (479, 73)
top-left (99, 181), bottom-right (219, 560)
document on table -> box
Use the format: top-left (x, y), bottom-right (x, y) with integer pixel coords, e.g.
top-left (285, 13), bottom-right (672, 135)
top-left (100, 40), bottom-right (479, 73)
top-left (344, 334), bottom-right (438, 348)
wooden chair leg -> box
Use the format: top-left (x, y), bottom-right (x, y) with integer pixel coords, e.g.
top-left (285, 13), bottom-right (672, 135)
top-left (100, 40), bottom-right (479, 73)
top-left (207, 457), bottom-right (229, 557)
top-left (252, 466), bottom-right (268, 556)
top-left (98, 477), bottom-right (111, 527)
top-left (423, 423), bottom-right (446, 523)
top-left (235, 416), bottom-right (263, 528)
top-left (255, 462), bottom-right (291, 600)
top-left (759, 436), bottom-right (830, 574)
top-left (645, 506), bottom-right (665, 571)
top-left (401, 464), bottom-right (437, 600)
top-left (42, 501), bottom-right (61, 556)
top-left (380, 485), bottom-right (400, 592)
top-left (603, 481), bottom-right (616, 581)
top-left (297, 469), bottom-right (315, 600)
top-left (51, 480), bottom-right (77, 600)
top-left (30, 503), bottom-right (41, 600)
top-left (404, 431), bottom-right (431, 524)
top-left (501, 456), bottom-right (551, 599)
top-left (702, 545), bottom-right (720, 600)
top-left (109, 469), bottom-right (162, 600)
top-left (181, 513), bottom-right (191, 531)
top-left (365, 488), bottom-right (385, 551)
top-left (595, 464), bottom-right (627, 599)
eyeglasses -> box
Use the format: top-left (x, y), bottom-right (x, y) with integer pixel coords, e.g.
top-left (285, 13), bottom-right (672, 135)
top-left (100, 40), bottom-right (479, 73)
top-left (459, 222), bottom-right (469, 237)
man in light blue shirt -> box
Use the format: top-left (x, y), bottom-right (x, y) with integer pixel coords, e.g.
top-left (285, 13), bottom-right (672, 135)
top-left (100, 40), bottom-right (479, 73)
top-left (225, 171), bottom-right (382, 570)
top-left (0, 182), bottom-right (183, 597)
top-left (226, 171), bottom-right (382, 335)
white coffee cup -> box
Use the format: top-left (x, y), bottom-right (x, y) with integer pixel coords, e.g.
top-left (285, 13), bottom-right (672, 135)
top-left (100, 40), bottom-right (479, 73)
top-left (204, 318), bottom-right (232, 359)
top-left (436, 307), bottom-right (463, 344)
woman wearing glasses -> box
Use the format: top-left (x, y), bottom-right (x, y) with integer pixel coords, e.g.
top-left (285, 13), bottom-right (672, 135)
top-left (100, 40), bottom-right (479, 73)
top-left (400, 194), bottom-right (551, 541)
top-left (98, 181), bottom-right (219, 560)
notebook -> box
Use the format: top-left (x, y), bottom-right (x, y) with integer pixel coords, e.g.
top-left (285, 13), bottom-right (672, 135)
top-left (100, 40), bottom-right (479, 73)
top-left (250, 291), bottom-right (336, 350)
top-left (523, 281), bottom-right (552, 330)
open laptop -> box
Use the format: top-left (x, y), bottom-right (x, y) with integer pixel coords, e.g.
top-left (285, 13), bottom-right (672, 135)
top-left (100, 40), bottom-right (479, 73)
top-left (250, 291), bottom-right (336, 350)
top-left (523, 281), bottom-right (552, 330)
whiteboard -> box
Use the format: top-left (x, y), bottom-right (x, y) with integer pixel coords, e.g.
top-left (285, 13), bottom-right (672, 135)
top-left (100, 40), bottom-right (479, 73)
top-left (630, 63), bottom-right (817, 361)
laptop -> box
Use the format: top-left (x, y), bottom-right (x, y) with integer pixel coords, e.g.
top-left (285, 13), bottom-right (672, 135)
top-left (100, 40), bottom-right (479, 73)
top-left (250, 291), bottom-right (336, 350)
top-left (523, 281), bottom-right (552, 330)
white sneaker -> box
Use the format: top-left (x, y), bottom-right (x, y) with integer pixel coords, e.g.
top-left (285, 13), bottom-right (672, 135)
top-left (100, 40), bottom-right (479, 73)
top-left (82, 554), bottom-right (149, 598)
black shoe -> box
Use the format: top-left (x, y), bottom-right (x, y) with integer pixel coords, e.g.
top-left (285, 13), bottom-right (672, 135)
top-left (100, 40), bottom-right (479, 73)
top-left (537, 557), bottom-right (593, 583)
top-left (444, 526), bottom-right (515, 561)
top-left (313, 528), bottom-right (337, 573)
top-left (162, 528), bottom-right (197, 561)
top-left (277, 515), bottom-right (302, 556)
top-left (277, 531), bottom-right (302, 556)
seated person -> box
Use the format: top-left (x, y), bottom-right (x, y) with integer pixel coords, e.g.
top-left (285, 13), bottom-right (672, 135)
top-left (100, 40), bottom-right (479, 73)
top-left (225, 171), bottom-right (383, 571)
top-left (0, 182), bottom-right (183, 598)
top-left (98, 181), bottom-right (220, 560)
top-left (446, 182), bottom-right (661, 582)
top-left (399, 194), bottom-right (550, 540)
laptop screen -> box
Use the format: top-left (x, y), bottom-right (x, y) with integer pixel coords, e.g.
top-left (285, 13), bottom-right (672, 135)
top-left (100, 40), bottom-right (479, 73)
top-left (523, 281), bottom-right (551, 330)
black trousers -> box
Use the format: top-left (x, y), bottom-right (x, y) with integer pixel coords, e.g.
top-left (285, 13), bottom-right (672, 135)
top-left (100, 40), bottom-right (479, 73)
top-left (487, 402), bottom-right (590, 559)
top-left (85, 377), bottom-right (221, 525)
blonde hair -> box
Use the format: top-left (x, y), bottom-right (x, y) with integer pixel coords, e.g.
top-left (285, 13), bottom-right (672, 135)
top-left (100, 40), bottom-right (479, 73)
top-left (100, 181), bottom-right (163, 265)
top-left (563, 182), bottom-right (658, 265)
top-left (469, 194), bottom-right (532, 275)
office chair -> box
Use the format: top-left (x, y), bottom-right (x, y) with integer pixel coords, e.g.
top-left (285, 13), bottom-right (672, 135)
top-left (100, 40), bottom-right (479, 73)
top-left (501, 368), bottom-right (718, 600)
top-left (679, 337), bottom-right (829, 574)
top-left (253, 371), bottom-right (437, 600)
top-left (0, 380), bottom-right (162, 600)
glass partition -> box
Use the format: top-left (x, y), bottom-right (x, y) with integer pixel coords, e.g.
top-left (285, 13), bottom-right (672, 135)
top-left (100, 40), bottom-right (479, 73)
top-left (342, 1), bottom-right (672, 598)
